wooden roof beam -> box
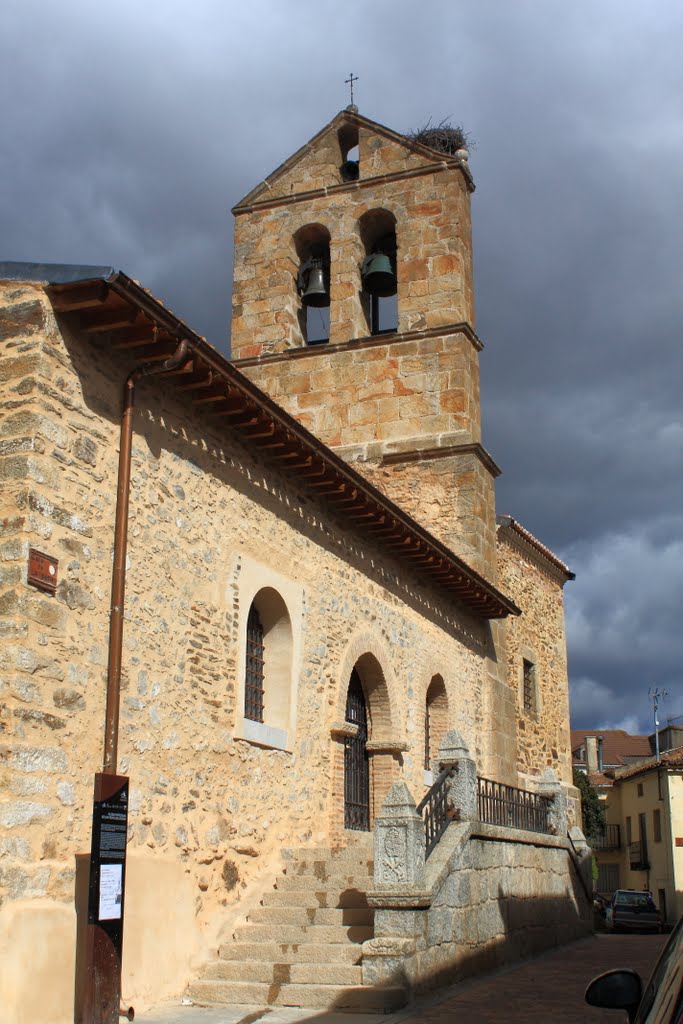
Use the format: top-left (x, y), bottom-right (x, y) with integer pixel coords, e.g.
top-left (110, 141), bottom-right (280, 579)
top-left (50, 281), bottom-right (109, 312)
top-left (80, 309), bottom-right (140, 333)
top-left (191, 392), bottom-right (231, 406)
top-left (177, 372), bottom-right (214, 392)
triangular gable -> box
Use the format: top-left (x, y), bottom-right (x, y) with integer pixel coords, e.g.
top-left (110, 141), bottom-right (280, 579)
top-left (233, 110), bottom-right (462, 210)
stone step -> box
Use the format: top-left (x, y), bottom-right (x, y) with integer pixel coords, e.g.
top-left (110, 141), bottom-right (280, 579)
top-left (275, 871), bottom-right (372, 891)
top-left (219, 941), bottom-right (363, 964)
top-left (188, 979), bottom-right (407, 1012)
top-left (282, 857), bottom-right (374, 875)
top-left (248, 906), bottom-right (373, 927)
top-left (284, 843), bottom-right (376, 860)
top-left (260, 888), bottom-right (370, 909)
top-left (284, 852), bottom-right (373, 870)
top-left (202, 959), bottom-right (363, 986)
top-left (233, 922), bottom-right (373, 944)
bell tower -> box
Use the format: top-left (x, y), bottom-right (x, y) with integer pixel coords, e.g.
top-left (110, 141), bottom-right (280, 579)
top-left (230, 109), bottom-right (499, 581)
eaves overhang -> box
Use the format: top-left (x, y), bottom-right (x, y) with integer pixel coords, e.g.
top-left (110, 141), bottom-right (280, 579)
top-left (496, 514), bottom-right (575, 584)
top-left (5, 262), bottom-right (520, 620)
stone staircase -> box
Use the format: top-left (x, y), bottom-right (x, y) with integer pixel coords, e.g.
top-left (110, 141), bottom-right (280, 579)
top-left (188, 843), bottom-right (407, 1012)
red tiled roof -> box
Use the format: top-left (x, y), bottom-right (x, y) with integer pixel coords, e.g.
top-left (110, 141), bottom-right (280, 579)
top-left (612, 746), bottom-right (683, 783)
top-left (571, 729), bottom-right (653, 766)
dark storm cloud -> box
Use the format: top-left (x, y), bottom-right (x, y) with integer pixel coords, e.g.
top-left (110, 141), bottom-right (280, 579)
top-left (2, 0), bottom-right (681, 733)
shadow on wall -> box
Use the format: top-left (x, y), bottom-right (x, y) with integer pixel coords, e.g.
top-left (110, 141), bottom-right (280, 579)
top-left (365, 888), bottom-right (592, 1010)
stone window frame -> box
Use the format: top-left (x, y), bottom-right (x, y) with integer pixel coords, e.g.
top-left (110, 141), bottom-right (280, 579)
top-left (233, 554), bottom-right (303, 752)
top-left (518, 648), bottom-right (541, 722)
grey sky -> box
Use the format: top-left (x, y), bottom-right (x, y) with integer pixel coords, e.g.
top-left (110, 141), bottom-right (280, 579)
top-left (2, 0), bottom-right (681, 735)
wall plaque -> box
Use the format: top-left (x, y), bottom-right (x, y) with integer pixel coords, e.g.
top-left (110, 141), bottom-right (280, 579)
top-left (28, 548), bottom-right (58, 593)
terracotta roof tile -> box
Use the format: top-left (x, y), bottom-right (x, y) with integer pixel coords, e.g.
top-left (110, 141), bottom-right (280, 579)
top-left (571, 729), bottom-right (653, 766)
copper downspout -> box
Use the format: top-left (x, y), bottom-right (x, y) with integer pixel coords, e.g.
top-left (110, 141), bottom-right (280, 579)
top-left (103, 339), bottom-right (190, 774)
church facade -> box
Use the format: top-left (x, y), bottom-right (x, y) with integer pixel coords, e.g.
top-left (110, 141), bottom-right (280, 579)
top-left (0, 110), bottom-right (586, 1022)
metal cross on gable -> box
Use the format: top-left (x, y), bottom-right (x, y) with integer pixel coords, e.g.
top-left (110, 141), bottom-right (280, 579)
top-left (345, 72), bottom-right (358, 106)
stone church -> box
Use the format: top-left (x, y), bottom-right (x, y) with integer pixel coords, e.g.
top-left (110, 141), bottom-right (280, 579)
top-left (0, 109), bottom-right (590, 1023)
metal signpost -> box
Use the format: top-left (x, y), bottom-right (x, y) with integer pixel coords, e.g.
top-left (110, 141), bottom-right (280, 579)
top-left (76, 773), bottom-right (130, 1023)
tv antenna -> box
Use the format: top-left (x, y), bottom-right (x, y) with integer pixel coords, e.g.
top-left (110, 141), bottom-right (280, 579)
top-left (649, 687), bottom-right (668, 760)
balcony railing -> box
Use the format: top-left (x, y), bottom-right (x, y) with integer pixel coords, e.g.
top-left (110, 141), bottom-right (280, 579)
top-left (593, 824), bottom-right (621, 850)
top-left (478, 776), bottom-right (553, 835)
top-left (629, 841), bottom-right (650, 870)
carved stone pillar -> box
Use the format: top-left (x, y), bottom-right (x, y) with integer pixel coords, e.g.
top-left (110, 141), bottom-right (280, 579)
top-left (538, 767), bottom-right (568, 837)
top-left (433, 729), bottom-right (478, 823)
top-left (372, 781), bottom-right (426, 891)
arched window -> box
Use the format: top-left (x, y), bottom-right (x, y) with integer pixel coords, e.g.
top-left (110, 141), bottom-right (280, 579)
top-left (294, 223), bottom-right (331, 345)
top-left (358, 209), bottom-right (398, 336)
top-left (424, 675), bottom-right (449, 776)
top-left (244, 605), bottom-right (265, 722)
top-left (241, 587), bottom-right (293, 748)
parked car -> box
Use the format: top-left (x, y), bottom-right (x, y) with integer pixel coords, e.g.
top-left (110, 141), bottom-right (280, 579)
top-left (605, 890), bottom-right (663, 933)
top-left (586, 914), bottom-right (683, 1023)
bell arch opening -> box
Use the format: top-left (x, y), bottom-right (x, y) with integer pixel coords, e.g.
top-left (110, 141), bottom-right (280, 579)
top-left (358, 208), bottom-right (398, 336)
top-left (338, 122), bottom-right (360, 182)
top-left (294, 223), bottom-right (331, 345)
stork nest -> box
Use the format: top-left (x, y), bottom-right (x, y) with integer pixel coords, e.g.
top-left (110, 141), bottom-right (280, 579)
top-left (407, 119), bottom-right (472, 157)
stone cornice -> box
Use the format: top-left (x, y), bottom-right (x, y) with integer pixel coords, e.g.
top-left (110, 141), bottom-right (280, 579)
top-left (366, 890), bottom-right (432, 909)
top-left (365, 739), bottom-right (409, 754)
top-left (231, 321), bottom-right (484, 371)
top-left (233, 160), bottom-right (473, 215)
top-left (381, 441), bottom-right (501, 479)
top-left (330, 720), bottom-right (357, 739)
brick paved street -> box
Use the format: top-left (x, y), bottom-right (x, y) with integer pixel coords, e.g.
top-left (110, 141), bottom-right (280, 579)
top-left (399, 933), bottom-right (666, 1023)
top-left (144, 932), bottom-right (667, 1023)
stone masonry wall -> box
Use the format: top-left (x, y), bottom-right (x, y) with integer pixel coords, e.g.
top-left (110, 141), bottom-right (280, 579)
top-left (364, 825), bottom-right (592, 994)
top-left (234, 329), bottom-right (482, 449)
top-left (359, 448), bottom-right (498, 581)
top-left (496, 530), bottom-right (574, 794)
top-left (0, 281), bottom-right (500, 1022)
top-left (233, 330), bottom-right (493, 579)
top-left (253, 122), bottom-right (432, 202)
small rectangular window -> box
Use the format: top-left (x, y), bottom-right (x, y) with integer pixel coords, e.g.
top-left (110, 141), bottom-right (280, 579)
top-left (523, 659), bottom-right (536, 714)
top-left (653, 808), bottom-right (662, 843)
top-left (637, 782), bottom-right (644, 797)
top-left (625, 816), bottom-right (632, 846)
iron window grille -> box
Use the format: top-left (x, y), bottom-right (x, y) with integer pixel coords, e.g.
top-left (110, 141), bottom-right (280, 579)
top-left (523, 658), bottom-right (536, 714)
top-left (344, 669), bottom-right (370, 831)
top-left (245, 605), bottom-right (265, 722)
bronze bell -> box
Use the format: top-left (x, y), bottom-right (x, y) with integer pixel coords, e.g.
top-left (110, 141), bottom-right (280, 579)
top-left (361, 252), bottom-right (396, 297)
top-left (298, 259), bottom-right (330, 308)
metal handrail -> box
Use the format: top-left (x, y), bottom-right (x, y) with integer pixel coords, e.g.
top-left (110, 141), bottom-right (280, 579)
top-left (417, 764), bottom-right (457, 857)
top-left (478, 776), bottom-right (552, 835)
